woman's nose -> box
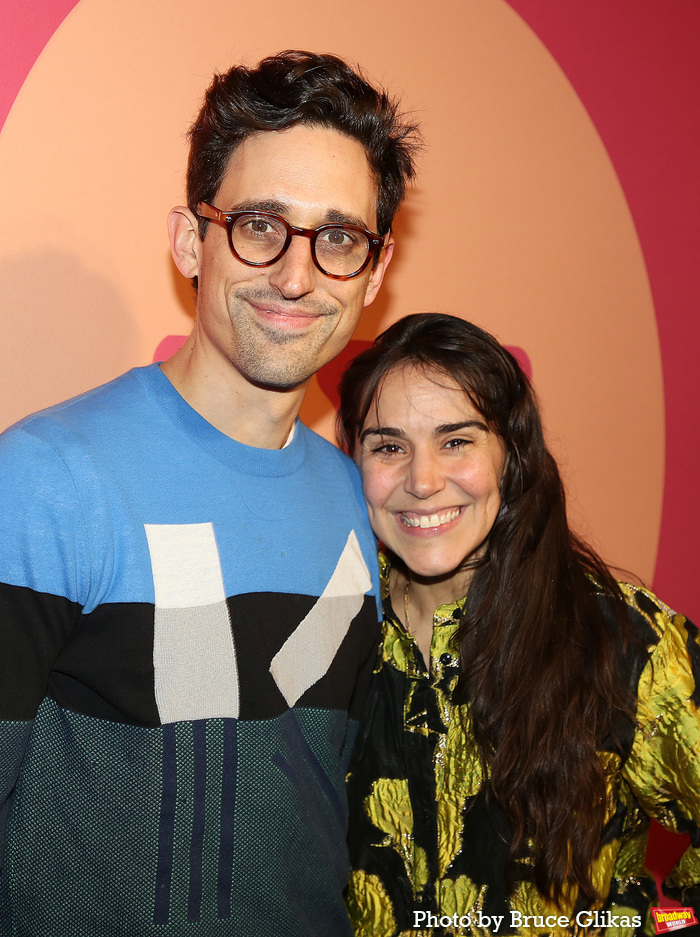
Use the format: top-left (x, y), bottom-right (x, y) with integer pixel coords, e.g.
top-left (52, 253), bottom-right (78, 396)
top-left (404, 449), bottom-right (446, 499)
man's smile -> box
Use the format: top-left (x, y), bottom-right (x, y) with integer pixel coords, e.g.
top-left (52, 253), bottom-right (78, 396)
top-left (237, 290), bottom-right (336, 333)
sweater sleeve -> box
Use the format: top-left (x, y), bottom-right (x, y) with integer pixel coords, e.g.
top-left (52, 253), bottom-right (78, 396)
top-left (620, 585), bottom-right (700, 907)
top-left (0, 425), bottom-right (85, 855)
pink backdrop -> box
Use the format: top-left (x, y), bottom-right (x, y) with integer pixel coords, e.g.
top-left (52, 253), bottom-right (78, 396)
top-left (507, 0), bottom-right (700, 662)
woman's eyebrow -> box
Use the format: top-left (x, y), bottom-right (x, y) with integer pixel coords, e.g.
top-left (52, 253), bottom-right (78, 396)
top-left (360, 420), bottom-right (489, 443)
top-left (436, 420), bottom-right (488, 434)
top-left (359, 426), bottom-right (404, 443)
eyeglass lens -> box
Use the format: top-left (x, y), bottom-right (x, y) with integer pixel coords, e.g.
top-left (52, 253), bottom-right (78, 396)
top-left (232, 213), bottom-right (370, 276)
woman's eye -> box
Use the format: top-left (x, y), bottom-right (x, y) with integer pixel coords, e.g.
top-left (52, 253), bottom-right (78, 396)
top-left (371, 442), bottom-right (403, 455)
top-left (444, 437), bottom-right (472, 450)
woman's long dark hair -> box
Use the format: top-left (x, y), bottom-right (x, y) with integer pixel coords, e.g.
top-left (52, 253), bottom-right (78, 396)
top-left (338, 313), bottom-right (634, 905)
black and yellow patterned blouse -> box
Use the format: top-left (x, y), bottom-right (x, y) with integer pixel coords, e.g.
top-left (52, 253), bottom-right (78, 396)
top-left (346, 555), bottom-right (700, 937)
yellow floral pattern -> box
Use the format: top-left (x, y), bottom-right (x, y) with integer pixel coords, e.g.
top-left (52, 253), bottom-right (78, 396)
top-left (346, 558), bottom-right (700, 936)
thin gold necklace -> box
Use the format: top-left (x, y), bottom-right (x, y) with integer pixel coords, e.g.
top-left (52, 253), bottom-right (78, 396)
top-left (403, 576), bottom-right (412, 634)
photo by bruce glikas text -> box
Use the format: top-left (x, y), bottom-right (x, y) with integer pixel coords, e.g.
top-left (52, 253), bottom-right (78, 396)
top-left (412, 909), bottom-right (643, 933)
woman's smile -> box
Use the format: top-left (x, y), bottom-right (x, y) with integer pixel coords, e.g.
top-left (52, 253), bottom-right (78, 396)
top-left (356, 363), bottom-right (505, 593)
top-left (398, 506), bottom-right (463, 530)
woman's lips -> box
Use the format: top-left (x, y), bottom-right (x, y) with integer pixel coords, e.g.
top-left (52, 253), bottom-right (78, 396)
top-left (398, 507), bottom-right (463, 530)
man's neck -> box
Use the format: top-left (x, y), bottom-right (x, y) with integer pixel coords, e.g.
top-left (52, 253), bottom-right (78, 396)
top-left (160, 338), bottom-right (307, 449)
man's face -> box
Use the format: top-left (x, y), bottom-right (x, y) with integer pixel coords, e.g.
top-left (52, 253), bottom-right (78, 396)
top-left (189, 124), bottom-right (392, 390)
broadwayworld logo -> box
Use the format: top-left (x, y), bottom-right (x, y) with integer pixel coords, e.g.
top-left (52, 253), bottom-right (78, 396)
top-left (651, 907), bottom-right (698, 934)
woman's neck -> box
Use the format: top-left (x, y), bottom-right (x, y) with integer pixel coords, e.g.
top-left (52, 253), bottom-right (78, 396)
top-left (389, 563), bottom-right (472, 666)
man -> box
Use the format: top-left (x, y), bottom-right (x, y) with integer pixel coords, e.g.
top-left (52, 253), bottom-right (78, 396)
top-left (0, 51), bottom-right (418, 936)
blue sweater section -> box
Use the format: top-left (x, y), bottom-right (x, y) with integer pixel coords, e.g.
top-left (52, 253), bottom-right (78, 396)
top-left (0, 365), bottom-right (381, 936)
top-left (0, 364), bottom-right (379, 610)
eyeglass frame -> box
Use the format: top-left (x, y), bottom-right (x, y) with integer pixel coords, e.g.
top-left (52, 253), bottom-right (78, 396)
top-left (196, 202), bottom-right (387, 280)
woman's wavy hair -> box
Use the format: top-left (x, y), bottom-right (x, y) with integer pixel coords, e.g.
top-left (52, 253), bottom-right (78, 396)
top-left (338, 312), bottom-right (634, 905)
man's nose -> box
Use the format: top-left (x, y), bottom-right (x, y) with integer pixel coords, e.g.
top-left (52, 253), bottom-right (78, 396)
top-left (404, 450), bottom-right (446, 499)
top-left (267, 235), bottom-right (317, 299)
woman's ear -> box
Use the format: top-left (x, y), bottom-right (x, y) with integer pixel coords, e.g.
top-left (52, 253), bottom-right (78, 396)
top-left (168, 206), bottom-right (201, 280)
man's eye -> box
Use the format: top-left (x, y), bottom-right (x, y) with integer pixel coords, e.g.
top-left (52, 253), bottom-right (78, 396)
top-left (319, 228), bottom-right (359, 249)
top-left (246, 218), bottom-right (277, 234)
top-left (327, 229), bottom-right (351, 244)
top-left (236, 216), bottom-right (283, 239)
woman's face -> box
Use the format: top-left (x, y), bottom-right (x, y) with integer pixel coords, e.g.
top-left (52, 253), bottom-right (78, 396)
top-left (356, 365), bottom-right (505, 584)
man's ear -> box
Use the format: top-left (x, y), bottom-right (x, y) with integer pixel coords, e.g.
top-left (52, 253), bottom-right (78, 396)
top-left (168, 206), bottom-right (201, 279)
top-left (363, 235), bottom-right (395, 308)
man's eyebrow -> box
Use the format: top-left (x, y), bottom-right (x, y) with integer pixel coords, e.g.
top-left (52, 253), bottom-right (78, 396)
top-left (359, 426), bottom-right (403, 444)
top-left (227, 200), bottom-right (371, 230)
top-left (229, 198), bottom-right (289, 215)
top-left (325, 208), bottom-right (373, 230)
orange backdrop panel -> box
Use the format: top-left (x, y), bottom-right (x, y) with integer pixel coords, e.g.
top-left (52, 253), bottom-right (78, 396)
top-left (1, 0), bottom-right (697, 623)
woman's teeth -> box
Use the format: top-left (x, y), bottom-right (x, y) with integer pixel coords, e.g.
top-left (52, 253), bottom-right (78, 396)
top-left (400, 508), bottom-right (461, 529)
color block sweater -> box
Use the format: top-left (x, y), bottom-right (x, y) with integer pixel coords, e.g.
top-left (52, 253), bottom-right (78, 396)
top-left (0, 364), bottom-right (380, 937)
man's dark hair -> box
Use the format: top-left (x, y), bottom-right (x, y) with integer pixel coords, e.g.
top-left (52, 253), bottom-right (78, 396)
top-left (187, 50), bottom-right (420, 237)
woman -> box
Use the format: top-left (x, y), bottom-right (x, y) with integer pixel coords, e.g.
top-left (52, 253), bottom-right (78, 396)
top-left (338, 313), bottom-right (700, 937)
